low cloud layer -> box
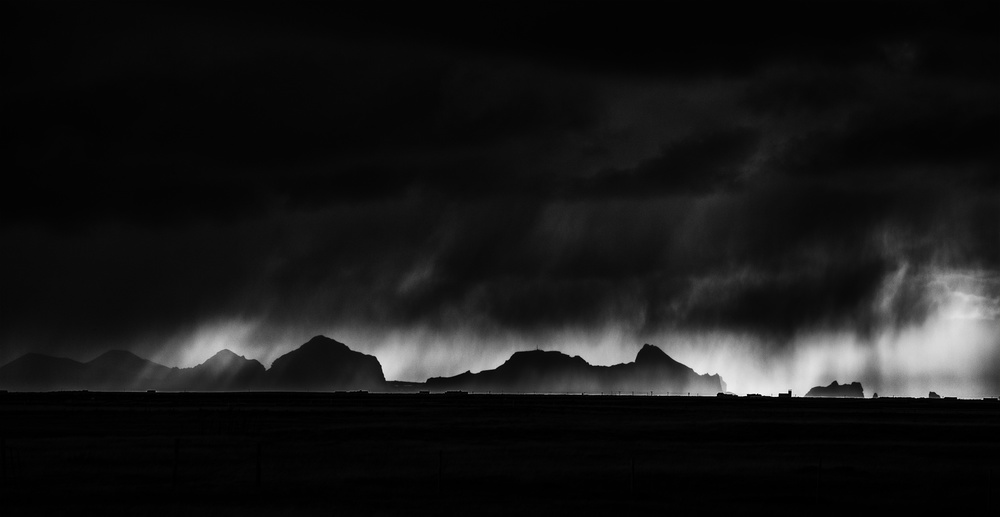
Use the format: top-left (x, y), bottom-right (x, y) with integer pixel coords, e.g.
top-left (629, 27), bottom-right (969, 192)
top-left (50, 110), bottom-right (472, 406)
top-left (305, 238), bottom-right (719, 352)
top-left (2, 2), bottom-right (997, 396)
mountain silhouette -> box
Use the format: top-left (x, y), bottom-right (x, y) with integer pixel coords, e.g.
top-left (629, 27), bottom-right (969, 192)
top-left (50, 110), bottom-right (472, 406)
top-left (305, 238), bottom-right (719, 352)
top-left (804, 380), bottom-right (865, 398)
top-left (0, 350), bottom-right (179, 391)
top-left (86, 350), bottom-right (179, 390)
top-left (0, 353), bottom-right (90, 391)
top-left (425, 344), bottom-right (725, 394)
top-left (183, 349), bottom-right (265, 391)
top-left (0, 338), bottom-right (719, 394)
top-left (263, 335), bottom-right (385, 391)
top-left (627, 344), bottom-right (727, 393)
top-left (0, 336), bottom-right (383, 392)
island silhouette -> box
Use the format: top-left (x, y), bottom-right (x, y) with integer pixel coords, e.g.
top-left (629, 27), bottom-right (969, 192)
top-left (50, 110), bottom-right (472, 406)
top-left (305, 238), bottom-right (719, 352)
top-left (804, 380), bottom-right (865, 398)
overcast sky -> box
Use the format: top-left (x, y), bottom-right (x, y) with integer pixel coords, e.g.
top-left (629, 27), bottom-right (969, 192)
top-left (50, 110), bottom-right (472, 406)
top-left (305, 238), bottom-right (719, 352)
top-left (2, 1), bottom-right (997, 396)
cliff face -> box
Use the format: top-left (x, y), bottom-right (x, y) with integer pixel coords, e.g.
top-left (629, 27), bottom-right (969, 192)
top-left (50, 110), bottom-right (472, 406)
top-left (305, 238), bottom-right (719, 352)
top-left (804, 381), bottom-right (865, 398)
top-left (624, 344), bottom-right (727, 394)
top-left (426, 344), bottom-right (725, 394)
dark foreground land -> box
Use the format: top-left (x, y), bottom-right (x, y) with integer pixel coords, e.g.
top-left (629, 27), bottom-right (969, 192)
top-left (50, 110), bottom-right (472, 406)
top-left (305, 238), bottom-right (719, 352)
top-left (0, 392), bottom-right (997, 516)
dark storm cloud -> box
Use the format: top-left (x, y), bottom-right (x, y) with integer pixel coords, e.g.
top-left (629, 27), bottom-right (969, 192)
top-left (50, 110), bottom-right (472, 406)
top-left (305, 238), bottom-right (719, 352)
top-left (581, 128), bottom-right (760, 196)
top-left (1, 8), bottom-right (601, 225)
top-left (779, 92), bottom-right (999, 185)
top-left (1, 1), bottom-right (997, 368)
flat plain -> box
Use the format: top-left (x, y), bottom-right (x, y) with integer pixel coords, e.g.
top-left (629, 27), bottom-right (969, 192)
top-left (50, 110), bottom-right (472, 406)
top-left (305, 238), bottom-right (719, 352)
top-left (0, 392), bottom-right (997, 515)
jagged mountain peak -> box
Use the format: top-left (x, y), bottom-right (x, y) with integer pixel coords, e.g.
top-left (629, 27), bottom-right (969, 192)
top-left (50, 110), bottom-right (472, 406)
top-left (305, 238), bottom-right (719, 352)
top-left (300, 335), bottom-right (350, 350)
